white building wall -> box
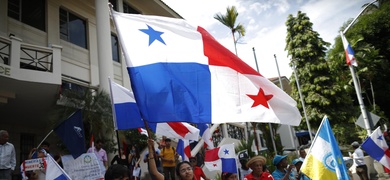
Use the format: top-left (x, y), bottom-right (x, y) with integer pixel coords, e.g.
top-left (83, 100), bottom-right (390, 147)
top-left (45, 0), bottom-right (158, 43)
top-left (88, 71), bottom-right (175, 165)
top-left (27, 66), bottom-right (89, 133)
top-left (277, 124), bottom-right (299, 150)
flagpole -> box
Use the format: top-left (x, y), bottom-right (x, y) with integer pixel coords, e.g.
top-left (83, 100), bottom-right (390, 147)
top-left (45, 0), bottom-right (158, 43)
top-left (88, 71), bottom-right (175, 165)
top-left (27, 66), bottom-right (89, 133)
top-left (33, 130), bottom-right (54, 157)
top-left (115, 130), bottom-right (121, 156)
top-left (274, 54), bottom-right (296, 150)
top-left (349, 64), bottom-right (372, 134)
top-left (340, 0), bottom-right (377, 135)
top-left (292, 60), bottom-right (313, 141)
top-left (342, 0), bottom-right (378, 35)
top-left (252, 47), bottom-right (277, 155)
top-left (108, 77), bottom-right (118, 130)
top-left (108, 77), bottom-right (123, 157)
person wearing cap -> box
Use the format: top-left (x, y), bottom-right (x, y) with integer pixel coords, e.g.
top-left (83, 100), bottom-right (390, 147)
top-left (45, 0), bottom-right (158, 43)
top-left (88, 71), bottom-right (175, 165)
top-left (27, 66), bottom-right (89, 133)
top-left (350, 141), bottom-right (368, 180)
top-left (244, 155), bottom-right (273, 180)
top-left (291, 159), bottom-right (310, 180)
top-left (189, 156), bottom-right (209, 180)
top-left (238, 151), bottom-right (252, 180)
top-left (271, 155), bottom-right (295, 180)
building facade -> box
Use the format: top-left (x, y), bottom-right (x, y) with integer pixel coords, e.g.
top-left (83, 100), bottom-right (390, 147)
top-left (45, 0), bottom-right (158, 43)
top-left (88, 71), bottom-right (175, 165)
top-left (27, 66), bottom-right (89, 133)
top-left (0, 0), bottom-right (181, 177)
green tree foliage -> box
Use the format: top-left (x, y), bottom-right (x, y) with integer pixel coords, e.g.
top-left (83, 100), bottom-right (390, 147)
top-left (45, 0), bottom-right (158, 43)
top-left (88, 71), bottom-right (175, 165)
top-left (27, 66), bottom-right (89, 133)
top-left (49, 88), bottom-right (117, 153)
top-left (214, 6), bottom-right (245, 55)
top-left (328, 0), bottom-right (390, 130)
top-left (257, 123), bottom-right (283, 155)
top-left (123, 129), bottom-right (148, 153)
top-left (235, 134), bottom-right (255, 158)
top-left (285, 11), bottom-right (356, 130)
top-left (348, 1), bottom-right (390, 120)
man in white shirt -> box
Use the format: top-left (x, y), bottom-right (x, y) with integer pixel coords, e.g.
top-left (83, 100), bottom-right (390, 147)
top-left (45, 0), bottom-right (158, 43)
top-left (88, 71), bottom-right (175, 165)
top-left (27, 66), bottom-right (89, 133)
top-left (238, 151), bottom-right (252, 180)
top-left (298, 148), bottom-right (306, 162)
top-left (0, 130), bottom-right (16, 180)
top-left (350, 141), bottom-right (368, 180)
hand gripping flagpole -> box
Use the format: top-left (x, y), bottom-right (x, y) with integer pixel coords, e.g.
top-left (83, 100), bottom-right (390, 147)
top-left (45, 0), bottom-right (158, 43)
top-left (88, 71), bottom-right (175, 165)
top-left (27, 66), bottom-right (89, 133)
top-left (143, 120), bottom-right (158, 157)
top-left (341, 0), bottom-right (378, 135)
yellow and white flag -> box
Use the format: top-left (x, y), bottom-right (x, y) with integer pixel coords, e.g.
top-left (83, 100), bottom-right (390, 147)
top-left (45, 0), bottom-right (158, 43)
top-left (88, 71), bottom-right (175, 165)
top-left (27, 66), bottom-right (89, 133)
top-left (301, 116), bottom-right (350, 180)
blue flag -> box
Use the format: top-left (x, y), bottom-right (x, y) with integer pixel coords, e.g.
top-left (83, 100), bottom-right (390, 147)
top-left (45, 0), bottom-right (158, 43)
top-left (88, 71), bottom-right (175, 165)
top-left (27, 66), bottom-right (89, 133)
top-left (301, 116), bottom-right (350, 180)
top-left (54, 110), bottom-right (86, 159)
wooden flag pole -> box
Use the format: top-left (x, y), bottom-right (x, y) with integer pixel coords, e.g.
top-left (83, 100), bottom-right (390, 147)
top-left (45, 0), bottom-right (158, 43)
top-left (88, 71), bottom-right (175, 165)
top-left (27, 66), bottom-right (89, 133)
top-left (143, 120), bottom-right (157, 156)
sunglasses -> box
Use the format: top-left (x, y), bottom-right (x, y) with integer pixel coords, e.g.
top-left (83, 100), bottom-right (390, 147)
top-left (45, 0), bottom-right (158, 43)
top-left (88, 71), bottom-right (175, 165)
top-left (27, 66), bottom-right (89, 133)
top-left (190, 159), bottom-right (196, 162)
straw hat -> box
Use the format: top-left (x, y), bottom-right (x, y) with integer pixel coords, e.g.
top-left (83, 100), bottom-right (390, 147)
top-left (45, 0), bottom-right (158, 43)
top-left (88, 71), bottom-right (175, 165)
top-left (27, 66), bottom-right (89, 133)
top-left (246, 155), bottom-right (267, 167)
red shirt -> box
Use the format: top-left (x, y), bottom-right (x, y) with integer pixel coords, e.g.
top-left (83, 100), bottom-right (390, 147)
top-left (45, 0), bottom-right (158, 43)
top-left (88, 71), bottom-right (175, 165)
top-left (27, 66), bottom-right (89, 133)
top-left (244, 172), bottom-right (274, 180)
top-left (193, 166), bottom-right (206, 180)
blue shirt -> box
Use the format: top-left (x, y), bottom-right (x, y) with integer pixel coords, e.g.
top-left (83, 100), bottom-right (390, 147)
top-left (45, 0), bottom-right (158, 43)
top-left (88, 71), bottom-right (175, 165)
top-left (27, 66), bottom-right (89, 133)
top-left (299, 173), bottom-right (311, 180)
top-left (272, 169), bottom-right (295, 180)
top-left (0, 142), bottom-right (16, 170)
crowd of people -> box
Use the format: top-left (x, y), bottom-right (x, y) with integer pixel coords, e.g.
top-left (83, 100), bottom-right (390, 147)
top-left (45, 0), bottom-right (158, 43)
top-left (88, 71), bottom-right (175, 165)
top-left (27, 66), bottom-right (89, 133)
top-left (106, 138), bottom-right (309, 180)
top-left (2, 128), bottom-right (390, 180)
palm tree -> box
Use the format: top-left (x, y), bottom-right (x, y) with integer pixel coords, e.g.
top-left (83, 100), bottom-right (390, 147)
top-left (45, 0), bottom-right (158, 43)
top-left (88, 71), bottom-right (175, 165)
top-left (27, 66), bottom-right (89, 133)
top-left (214, 6), bottom-right (245, 56)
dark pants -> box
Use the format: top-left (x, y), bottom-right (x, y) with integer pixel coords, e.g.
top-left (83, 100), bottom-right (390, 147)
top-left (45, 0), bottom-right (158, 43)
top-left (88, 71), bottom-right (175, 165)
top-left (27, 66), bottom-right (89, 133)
top-left (356, 165), bottom-right (369, 180)
top-left (0, 169), bottom-right (12, 180)
top-left (163, 166), bottom-right (175, 180)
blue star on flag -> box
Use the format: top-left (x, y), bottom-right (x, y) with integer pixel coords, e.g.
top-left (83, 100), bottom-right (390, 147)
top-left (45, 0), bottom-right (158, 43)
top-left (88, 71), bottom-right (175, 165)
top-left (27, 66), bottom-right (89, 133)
top-left (223, 149), bottom-right (229, 155)
top-left (139, 24), bottom-right (166, 46)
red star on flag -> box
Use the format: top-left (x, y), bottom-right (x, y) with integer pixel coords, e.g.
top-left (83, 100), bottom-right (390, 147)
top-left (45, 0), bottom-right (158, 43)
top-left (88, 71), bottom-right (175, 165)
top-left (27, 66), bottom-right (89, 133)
top-left (213, 163), bottom-right (217, 167)
top-left (247, 88), bottom-right (273, 109)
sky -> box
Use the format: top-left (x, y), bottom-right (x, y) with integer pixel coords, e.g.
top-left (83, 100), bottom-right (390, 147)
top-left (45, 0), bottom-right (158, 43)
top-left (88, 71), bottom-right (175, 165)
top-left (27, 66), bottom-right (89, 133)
top-left (162, 0), bottom-right (374, 79)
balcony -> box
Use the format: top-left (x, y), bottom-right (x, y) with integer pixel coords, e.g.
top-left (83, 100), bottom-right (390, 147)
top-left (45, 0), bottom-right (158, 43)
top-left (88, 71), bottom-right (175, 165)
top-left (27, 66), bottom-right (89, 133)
top-left (0, 35), bottom-right (62, 127)
top-left (0, 35), bottom-right (62, 84)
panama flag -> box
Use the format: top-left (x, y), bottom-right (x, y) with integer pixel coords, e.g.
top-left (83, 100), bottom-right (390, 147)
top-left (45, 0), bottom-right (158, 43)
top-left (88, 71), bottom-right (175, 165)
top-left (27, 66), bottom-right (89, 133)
top-left (109, 78), bottom-right (200, 140)
top-left (204, 144), bottom-right (237, 174)
top-left (176, 139), bottom-right (191, 161)
top-left (301, 116), bottom-right (350, 180)
top-left (198, 123), bottom-right (214, 149)
top-left (109, 78), bottom-right (143, 130)
top-left (340, 32), bottom-right (358, 67)
top-left (110, 10), bottom-right (301, 126)
top-left (45, 155), bottom-right (71, 180)
top-left (361, 127), bottom-right (390, 169)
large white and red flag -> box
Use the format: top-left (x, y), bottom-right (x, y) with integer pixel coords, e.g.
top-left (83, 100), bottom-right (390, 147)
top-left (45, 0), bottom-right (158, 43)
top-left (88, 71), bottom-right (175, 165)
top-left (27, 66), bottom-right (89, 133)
top-left (111, 10), bottom-right (302, 126)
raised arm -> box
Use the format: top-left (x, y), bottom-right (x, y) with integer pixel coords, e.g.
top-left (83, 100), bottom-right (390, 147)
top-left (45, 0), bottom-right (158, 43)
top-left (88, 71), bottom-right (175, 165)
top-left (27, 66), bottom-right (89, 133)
top-left (147, 139), bottom-right (164, 180)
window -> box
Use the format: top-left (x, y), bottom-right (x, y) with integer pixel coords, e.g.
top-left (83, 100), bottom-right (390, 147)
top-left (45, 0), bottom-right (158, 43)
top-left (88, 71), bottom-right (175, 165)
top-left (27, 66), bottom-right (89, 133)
top-left (8, 0), bottom-right (46, 31)
top-left (123, 2), bottom-right (140, 14)
top-left (60, 8), bottom-right (87, 48)
top-left (62, 80), bottom-right (88, 93)
top-left (111, 34), bottom-right (120, 62)
top-left (20, 133), bottom-right (35, 164)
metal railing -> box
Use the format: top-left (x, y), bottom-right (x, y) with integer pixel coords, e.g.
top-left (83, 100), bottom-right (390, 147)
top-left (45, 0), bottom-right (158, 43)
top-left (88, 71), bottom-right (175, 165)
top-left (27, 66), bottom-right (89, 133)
top-left (0, 37), bottom-right (11, 65)
top-left (20, 43), bottom-right (53, 72)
